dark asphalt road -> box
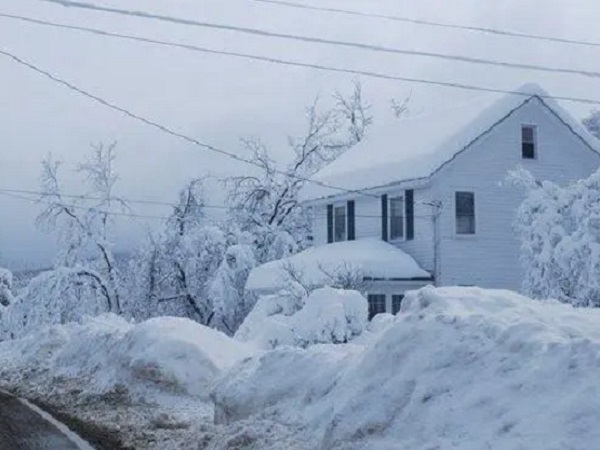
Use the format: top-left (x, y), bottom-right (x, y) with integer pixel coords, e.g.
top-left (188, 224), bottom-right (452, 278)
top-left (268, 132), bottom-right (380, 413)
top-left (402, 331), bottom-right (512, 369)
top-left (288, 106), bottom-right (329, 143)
top-left (0, 391), bottom-right (89, 450)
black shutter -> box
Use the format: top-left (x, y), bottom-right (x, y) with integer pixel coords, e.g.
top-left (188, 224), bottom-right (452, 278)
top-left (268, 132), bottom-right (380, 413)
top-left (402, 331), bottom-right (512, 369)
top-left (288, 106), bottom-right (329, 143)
top-left (405, 189), bottom-right (414, 240)
top-left (327, 204), bottom-right (333, 243)
top-left (347, 200), bottom-right (356, 241)
top-left (381, 194), bottom-right (388, 241)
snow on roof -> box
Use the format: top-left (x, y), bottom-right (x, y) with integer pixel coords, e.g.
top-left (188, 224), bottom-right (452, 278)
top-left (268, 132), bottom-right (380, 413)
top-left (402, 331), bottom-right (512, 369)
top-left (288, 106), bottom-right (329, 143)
top-left (245, 238), bottom-right (431, 292)
top-left (300, 83), bottom-right (600, 202)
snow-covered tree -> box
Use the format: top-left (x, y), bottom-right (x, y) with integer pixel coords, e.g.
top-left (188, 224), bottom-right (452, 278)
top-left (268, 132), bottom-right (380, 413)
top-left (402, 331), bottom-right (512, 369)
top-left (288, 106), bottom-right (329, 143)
top-left (511, 167), bottom-right (600, 306)
top-left (1, 268), bottom-right (109, 339)
top-left (128, 179), bottom-right (232, 325)
top-left (226, 81), bottom-right (373, 264)
top-left (583, 109), bottom-right (600, 140)
top-left (207, 241), bottom-right (256, 334)
top-left (35, 142), bottom-right (127, 315)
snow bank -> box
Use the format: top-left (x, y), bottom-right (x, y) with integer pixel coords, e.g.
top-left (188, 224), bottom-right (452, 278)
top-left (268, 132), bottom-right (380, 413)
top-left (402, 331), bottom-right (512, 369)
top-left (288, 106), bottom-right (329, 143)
top-left (246, 239), bottom-right (430, 292)
top-left (214, 286), bottom-right (600, 449)
top-left (0, 314), bottom-right (254, 401)
top-left (235, 287), bottom-right (368, 349)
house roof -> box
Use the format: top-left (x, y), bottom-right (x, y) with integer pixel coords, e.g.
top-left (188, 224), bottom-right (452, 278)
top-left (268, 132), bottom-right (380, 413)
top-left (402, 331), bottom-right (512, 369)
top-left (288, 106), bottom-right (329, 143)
top-left (245, 238), bottom-right (432, 292)
top-left (299, 83), bottom-right (600, 202)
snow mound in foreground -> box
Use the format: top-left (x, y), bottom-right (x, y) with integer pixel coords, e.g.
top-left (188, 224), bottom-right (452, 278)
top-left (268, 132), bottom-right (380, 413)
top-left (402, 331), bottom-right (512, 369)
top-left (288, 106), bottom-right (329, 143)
top-left (235, 287), bottom-right (368, 348)
top-left (214, 286), bottom-right (600, 450)
top-left (0, 314), bottom-right (254, 400)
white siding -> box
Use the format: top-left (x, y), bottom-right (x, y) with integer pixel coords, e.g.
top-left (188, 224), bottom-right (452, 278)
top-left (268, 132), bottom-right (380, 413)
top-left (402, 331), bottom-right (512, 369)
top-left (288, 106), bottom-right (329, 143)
top-left (391, 188), bottom-right (435, 272)
top-left (310, 189), bottom-right (435, 273)
top-left (432, 98), bottom-right (600, 290)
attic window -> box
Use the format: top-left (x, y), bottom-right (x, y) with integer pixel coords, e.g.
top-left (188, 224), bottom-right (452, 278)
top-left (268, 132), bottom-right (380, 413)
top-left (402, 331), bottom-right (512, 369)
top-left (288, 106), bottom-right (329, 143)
top-left (455, 191), bottom-right (475, 235)
top-left (522, 125), bottom-right (536, 159)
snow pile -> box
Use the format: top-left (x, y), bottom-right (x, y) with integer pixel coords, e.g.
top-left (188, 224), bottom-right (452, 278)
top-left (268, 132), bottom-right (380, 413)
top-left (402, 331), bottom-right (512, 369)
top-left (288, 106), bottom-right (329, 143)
top-left (214, 286), bottom-right (600, 449)
top-left (246, 239), bottom-right (430, 292)
top-left (235, 287), bottom-right (368, 349)
top-left (0, 314), bottom-right (254, 400)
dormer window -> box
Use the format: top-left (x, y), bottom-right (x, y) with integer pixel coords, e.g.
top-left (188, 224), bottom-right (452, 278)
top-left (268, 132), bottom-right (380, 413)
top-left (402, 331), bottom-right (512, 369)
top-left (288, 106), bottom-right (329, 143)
top-left (522, 125), bottom-right (536, 159)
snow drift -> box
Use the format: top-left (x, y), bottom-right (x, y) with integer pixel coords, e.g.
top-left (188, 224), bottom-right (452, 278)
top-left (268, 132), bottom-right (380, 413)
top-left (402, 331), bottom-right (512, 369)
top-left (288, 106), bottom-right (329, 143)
top-left (214, 286), bottom-right (600, 450)
top-left (0, 314), bottom-right (254, 401)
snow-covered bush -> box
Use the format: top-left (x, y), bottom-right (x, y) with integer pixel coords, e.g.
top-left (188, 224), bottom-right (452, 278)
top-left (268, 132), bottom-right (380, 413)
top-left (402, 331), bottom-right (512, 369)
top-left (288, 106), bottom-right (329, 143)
top-left (512, 167), bottom-right (600, 306)
top-left (292, 287), bottom-right (367, 346)
top-left (1, 268), bottom-right (111, 339)
top-left (235, 286), bottom-right (368, 348)
top-left (0, 267), bottom-right (14, 308)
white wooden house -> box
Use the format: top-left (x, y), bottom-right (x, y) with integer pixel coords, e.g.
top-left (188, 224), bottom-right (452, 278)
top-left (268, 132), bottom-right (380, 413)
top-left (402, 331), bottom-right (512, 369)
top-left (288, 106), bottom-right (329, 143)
top-left (247, 84), bottom-right (600, 318)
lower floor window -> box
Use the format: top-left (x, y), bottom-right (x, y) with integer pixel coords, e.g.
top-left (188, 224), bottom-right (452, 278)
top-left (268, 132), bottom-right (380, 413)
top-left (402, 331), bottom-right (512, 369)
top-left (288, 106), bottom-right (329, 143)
top-left (392, 294), bottom-right (405, 315)
top-left (367, 294), bottom-right (386, 320)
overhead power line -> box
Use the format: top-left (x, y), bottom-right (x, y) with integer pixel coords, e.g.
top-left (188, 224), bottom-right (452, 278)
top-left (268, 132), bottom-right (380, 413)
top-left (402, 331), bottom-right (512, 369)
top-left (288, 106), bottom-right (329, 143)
top-left (34, 0), bottom-right (600, 80)
top-left (0, 190), bottom-right (172, 220)
top-left (0, 188), bottom-right (435, 220)
top-left (253, 0), bottom-right (600, 49)
top-left (3, 14), bottom-right (600, 107)
top-left (0, 47), bottom-right (386, 201)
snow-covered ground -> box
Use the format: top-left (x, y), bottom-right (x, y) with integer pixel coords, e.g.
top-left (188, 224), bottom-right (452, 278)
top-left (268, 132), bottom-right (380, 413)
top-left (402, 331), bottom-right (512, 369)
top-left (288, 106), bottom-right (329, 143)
top-left (2, 286), bottom-right (600, 449)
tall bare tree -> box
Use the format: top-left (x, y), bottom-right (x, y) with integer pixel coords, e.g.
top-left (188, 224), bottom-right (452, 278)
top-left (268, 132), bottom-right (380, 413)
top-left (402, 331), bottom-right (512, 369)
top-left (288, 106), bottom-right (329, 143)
top-left (36, 142), bottom-right (126, 314)
top-left (227, 81), bottom-right (374, 263)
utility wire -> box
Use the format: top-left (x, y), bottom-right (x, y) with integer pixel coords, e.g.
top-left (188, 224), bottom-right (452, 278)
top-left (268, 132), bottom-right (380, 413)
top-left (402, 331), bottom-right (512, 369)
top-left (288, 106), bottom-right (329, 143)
top-left (2, 14), bottom-right (600, 107)
top-left (0, 188), bottom-right (435, 220)
top-left (0, 190), bottom-right (172, 220)
top-left (33, 0), bottom-right (600, 80)
top-left (253, 0), bottom-right (600, 49)
top-left (0, 47), bottom-right (388, 200)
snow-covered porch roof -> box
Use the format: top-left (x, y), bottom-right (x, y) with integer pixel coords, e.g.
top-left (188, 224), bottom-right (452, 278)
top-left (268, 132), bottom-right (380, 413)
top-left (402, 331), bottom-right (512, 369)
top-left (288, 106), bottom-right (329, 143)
top-left (245, 239), bottom-right (432, 293)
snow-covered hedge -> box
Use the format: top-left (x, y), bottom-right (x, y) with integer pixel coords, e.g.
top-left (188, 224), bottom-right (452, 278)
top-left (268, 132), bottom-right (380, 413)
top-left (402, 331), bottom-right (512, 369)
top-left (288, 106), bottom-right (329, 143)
top-left (214, 286), bottom-right (600, 449)
top-left (235, 286), bottom-right (368, 349)
top-left (0, 314), bottom-right (254, 400)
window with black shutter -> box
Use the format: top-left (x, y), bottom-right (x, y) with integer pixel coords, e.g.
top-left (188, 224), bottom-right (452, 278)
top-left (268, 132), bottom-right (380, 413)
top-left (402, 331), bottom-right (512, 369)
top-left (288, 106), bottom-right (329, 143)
top-left (522, 125), bottom-right (536, 159)
top-left (327, 204), bottom-right (333, 243)
top-left (381, 194), bottom-right (388, 241)
top-left (405, 189), bottom-right (414, 240)
top-left (347, 200), bottom-right (356, 241)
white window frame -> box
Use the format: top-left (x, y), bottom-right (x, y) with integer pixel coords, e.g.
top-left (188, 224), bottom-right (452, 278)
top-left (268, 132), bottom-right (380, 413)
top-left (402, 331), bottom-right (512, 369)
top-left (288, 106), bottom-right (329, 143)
top-left (521, 124), bottom-right (537, 160)
top-left (333, 204), bottom-right (347, 242)
top-left (389, 195), bottom-right (406, 241)
top-left (454, 191), bottom-right (476, 236)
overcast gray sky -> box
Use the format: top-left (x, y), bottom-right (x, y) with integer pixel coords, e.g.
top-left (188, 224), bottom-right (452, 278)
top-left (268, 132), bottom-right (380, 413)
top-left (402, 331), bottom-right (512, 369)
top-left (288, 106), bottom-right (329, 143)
top-left (1, 0), bottom-right (599, 269)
